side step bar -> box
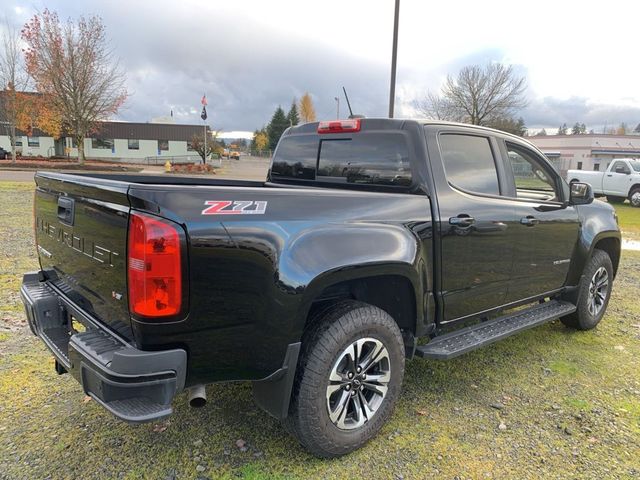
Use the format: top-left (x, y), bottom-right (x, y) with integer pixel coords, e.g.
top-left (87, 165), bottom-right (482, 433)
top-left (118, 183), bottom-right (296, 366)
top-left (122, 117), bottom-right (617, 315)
top-left (416, 300), bottom-right (576, 360)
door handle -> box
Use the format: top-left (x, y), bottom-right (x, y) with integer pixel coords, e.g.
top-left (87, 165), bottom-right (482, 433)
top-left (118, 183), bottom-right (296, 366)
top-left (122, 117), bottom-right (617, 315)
top-left (520, 216), bottom-right (539, 226)
top-left (449, 215), bottom-right (475, 227)
top-left (57, 196), bottom-right (75, 225)
top-left (606, 174), bottom-right (613, 177)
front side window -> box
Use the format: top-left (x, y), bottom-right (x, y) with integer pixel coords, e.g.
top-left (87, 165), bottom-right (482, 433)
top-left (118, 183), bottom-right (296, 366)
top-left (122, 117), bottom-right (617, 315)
top-left (128, 139), bottom-right (140, 150)
top-left (317, 134), bottom-right (411, 186)
top-left (92, 138), bottom-right (113, 150)
top-left (506, 142), bottom-right (560, 202)
top-left (439, 134), bottom-right (500, 195)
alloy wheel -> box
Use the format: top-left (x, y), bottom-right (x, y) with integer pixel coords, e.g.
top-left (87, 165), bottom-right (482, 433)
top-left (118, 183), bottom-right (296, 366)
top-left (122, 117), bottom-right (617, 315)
top-left (326, 337), bottom-right (391, 430)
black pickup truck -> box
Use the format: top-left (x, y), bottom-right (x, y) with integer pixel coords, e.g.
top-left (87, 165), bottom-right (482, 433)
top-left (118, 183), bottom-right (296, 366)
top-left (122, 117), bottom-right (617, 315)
top-left (21, 119), bottom-right (621, 457)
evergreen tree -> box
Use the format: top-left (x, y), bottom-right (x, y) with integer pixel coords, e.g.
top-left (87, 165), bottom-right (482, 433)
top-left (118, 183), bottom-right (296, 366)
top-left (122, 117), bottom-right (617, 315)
top-left (571, 122), bottom-right (581, 135)
top-left (267, 106), bottom-right (289, 151)
top-left (538, 128), bottom-right (547, 136)
top-left (286, 99), bottom-right (299, 126)
top-left (558, 123), bottom-right (568, 135)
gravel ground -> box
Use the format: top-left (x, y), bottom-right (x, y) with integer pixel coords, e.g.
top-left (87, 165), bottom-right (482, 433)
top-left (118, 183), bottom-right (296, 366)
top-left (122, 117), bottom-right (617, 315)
top-left (0, 181), bottom-right (638, 480)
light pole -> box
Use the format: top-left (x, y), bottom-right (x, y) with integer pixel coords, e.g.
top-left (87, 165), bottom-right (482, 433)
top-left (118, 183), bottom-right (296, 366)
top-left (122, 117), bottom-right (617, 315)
top-left (388, 0), bottom-right (400, 118)
top-left (335, 97), bottom-right (340, 119)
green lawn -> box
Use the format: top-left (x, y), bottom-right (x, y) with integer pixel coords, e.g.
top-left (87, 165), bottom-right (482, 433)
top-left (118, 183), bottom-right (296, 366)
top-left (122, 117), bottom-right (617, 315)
top-left (614, 203), bottom-right (640, 239)
top-left (1, 182), bottom-right (639, 479)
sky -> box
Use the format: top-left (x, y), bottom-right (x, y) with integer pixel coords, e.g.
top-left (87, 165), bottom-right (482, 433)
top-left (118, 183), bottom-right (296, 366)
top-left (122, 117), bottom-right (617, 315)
top-left (3, 0), bottom-right (640, 137)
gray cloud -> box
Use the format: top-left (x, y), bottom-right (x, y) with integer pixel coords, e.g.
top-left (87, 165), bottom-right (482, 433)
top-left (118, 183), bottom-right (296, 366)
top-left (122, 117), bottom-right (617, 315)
top-left (10, 3), bottom-right (640, 134)
top-left (523, 97), bottom-right (640, 131)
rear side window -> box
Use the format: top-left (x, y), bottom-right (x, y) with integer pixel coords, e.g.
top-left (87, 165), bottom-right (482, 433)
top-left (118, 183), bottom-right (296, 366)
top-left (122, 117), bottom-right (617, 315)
top-left (271, 136), bottom-right (318, 180)
top-left (318, 134), bottom-right (411, 186)
top-left (439, 134), bottom-right (500, 195)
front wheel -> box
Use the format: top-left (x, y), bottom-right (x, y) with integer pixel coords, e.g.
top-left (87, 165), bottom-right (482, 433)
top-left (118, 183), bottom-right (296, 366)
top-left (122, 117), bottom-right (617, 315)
top-left (561, 249), bottom-right (613, 330)
top-left (629, 187), bottom-right (640, 208)
top-left (284, 300), bottom-right (405, 458)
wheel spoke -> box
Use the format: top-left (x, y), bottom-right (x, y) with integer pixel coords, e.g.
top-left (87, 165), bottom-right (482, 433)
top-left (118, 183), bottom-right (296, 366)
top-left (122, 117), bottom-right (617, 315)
top-left (329, 390), bottom-right (350, 424)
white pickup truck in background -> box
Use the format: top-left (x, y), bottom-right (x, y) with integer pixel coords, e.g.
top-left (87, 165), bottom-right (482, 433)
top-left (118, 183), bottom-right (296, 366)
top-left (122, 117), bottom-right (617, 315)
top-left (567, 158), bottom-right (640, 207)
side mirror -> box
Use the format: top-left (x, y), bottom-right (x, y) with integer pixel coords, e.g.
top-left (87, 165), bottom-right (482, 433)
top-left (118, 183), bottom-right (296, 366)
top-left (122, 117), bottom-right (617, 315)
top-left (569, 182), bottom-right (594, 205)
top-left (615, 166), bottom-right (630, 174)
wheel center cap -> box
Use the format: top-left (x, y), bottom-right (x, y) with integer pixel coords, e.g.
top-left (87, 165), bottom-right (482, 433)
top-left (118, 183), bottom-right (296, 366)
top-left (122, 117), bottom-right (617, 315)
top-left (352, 378), bottom-right (362, 389)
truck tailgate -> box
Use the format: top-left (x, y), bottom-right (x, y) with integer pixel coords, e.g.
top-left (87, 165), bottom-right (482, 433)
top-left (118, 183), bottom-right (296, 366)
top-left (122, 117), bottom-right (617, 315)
top-left (34, 173), bottom-right (133, 340)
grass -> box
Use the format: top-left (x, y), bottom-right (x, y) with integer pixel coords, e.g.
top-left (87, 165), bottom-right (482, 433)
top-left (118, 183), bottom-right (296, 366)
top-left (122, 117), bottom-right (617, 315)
top-left (613, 203), bottom-right (640, 239)
top-left (1, 181), bottom-right (639, 479)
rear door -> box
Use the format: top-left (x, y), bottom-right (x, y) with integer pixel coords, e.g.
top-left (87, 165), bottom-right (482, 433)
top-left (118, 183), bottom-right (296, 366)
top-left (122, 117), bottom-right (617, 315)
top-left (425, 126), bottom-right (518, 322)
top-left (34, 174), bottom-right (133, 340)
top-left (500, 141), bottom-right (580, 301)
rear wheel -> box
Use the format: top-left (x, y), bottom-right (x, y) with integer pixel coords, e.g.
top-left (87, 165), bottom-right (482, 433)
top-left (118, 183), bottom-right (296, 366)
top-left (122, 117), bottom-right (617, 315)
top-left (606, 195), bottom-right (626, 204)
top-left (561, 249), bottom-right (613, 330)
top-left (284, 300), bottom-right (405, 458)
top-left (629, 187), bottom-right (640, 207)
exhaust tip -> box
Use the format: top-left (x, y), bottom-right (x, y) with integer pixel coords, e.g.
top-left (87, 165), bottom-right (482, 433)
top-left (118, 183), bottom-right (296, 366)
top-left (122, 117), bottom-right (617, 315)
top-left (188, 384), bottom-right (207, 408)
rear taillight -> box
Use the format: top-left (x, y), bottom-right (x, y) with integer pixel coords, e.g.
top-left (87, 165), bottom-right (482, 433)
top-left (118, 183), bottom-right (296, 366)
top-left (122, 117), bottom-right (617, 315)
top-left (127, 212), bottom-right (183, 318)
top-left (317, 119), bottom-right (361, 134)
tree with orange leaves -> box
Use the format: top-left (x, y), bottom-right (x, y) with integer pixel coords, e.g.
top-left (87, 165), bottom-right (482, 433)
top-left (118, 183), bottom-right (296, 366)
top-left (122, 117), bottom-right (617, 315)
top-left (21, 10), bottom-right (127, 163)
top-left (13, 92), bottom-right (62, 140)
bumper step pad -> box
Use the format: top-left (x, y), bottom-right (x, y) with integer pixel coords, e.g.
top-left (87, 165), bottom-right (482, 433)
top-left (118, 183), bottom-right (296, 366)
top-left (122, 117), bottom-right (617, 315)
top-left (416, 300), bottom-right (576, 360)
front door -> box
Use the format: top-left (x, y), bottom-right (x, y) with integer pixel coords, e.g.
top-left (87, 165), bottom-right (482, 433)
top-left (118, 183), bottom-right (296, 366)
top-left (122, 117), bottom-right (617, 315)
top-left (502, 141), bottom-right (581, 302)
top-left (603, 160), bottom-right (631, 196)
top-left (425, 127), bottom-right (519, 322)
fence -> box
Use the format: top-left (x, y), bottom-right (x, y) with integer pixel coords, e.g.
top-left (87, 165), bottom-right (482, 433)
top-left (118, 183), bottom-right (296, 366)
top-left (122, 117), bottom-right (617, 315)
top-left (143, 154), bottom-right (219, 165)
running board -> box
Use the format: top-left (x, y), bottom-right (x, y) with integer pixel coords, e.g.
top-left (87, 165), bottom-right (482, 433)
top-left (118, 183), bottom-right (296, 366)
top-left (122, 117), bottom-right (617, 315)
top-left (416, 300), bottom-right (576, 360)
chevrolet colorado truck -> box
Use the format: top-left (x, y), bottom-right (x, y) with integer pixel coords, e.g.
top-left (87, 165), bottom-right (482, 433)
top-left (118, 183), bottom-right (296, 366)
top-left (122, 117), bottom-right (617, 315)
top-left (21, 119), bottom-right (621, 457)
top-left (567, 158), bottom-right (640, 206)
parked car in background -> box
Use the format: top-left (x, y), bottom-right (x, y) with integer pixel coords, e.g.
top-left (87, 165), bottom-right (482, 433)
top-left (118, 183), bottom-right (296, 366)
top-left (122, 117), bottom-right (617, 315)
top-left (567, 158), bottom-right (640, 206)
top-left (0, 147), bottom-right (9, 159)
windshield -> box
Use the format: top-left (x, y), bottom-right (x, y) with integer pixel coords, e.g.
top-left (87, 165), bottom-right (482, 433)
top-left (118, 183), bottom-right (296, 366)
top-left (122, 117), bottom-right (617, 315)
top-left (631, 161), bottom-right (640, 172)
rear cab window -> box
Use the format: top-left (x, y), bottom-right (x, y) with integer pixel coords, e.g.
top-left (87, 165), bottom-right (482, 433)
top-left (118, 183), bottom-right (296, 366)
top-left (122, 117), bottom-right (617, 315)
top-left (270, 131), bottom-right (412, 187)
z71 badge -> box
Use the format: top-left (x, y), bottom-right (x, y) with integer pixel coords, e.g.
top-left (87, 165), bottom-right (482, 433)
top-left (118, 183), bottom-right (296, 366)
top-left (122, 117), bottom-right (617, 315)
top-left (201, 200), bottom-right (268, 215)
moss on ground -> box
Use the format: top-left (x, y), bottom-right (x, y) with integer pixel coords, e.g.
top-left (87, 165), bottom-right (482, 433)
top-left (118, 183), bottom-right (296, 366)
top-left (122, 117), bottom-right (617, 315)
top-left (1, 182), bottom-right (639, 479)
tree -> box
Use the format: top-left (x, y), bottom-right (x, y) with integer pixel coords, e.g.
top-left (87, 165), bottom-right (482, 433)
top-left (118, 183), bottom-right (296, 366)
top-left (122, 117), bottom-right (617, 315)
top-left (537, 128), bottom-right (547, 136)
top-left (416, 63), bottom-right (527, 125)
top-left (22, 10), bottom-right (127, 164)
top-left (487, 116), bottom-right (526, 136)
top-left (190, 129), bottom-right (221, 163)
top-left (286, 99), bottom-right (299, 126)
top-left (251, 128), bottom-right (268, 154)
top-left (616, 122), bottom-right (628, 135)
top-left (267, 106), bottom-right (288, 151)
top-left (557, 123), bottom-right (568, 135)
top-left (299, 93), bottom-right (316, 123)
top-left (571, 122), bottom-right (587, 135)
top-left (0, 17), bottom-right (31, 163)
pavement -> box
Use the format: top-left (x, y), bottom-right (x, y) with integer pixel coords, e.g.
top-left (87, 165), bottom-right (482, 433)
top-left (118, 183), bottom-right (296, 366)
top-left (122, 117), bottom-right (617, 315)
top-left (0, 155), bottom-right (271, 183)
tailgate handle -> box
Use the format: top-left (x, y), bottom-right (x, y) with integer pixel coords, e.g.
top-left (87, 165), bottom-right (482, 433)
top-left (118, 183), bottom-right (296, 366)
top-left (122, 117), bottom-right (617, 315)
top-left (57, 197), bottom-right (75, 225)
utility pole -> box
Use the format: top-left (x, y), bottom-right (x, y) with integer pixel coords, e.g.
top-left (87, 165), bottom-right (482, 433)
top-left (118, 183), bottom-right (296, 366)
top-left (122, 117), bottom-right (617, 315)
top-left (388, 0), bottom-right (400, 118)
top-left (335, 97), bottom-right (340, 119)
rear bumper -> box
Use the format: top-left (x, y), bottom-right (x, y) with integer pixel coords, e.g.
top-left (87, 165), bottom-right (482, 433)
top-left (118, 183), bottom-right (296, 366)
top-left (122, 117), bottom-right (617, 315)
top-left (20, 272), bottom-right (187, 423)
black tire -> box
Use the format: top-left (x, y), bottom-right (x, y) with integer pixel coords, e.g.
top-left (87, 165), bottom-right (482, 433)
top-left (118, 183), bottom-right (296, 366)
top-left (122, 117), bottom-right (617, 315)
top-left (561, 249), bottom-right (613, 330)
top-left (629, 187), bottom-right (640, 208)
top-left (606, 195), bottom-right (626, 204)
top-left (284, 300), bottom-right (405, 458)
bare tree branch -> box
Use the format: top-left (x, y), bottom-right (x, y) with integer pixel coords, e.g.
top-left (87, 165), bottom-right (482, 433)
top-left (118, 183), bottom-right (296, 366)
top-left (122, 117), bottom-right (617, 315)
top-left (415, 63), bottom-right (527, 126)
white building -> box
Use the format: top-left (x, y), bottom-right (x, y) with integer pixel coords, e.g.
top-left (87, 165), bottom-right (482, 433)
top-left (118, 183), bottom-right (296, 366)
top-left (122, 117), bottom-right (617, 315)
top-left (528, 134), bottom-right (640, 174)
top-left (0, 121), bottom-right (210, 163)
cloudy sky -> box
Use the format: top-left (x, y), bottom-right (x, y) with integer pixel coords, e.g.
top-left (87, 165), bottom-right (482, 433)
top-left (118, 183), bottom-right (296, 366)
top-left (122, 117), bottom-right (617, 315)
top-left (4, 0), bottom-right (640, 136)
